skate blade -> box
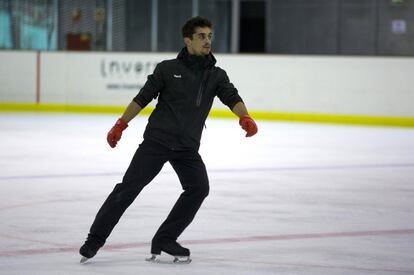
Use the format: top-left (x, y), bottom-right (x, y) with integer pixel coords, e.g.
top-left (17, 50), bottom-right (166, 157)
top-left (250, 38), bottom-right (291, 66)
top-left (145, 254), bottom-right (191, 264)
top-left (80, 256), bottom-right (90, 264)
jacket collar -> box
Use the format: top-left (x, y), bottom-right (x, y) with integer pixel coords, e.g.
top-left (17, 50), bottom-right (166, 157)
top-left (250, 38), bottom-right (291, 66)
top-left (177, 47), bottom-right (216, 70)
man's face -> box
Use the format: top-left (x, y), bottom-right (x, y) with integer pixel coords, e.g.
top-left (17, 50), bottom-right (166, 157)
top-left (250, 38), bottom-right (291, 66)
top-left (185, 27), bottom-right (213, 56)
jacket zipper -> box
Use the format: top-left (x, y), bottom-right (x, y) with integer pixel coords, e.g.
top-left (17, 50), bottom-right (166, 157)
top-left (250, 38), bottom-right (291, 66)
top-left (196, 69), bottom-right (210, 107)
top-left (196, 85), bottom-right (203, 107)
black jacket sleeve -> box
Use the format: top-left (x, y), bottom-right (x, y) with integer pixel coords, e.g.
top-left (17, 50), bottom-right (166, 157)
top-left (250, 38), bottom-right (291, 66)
top-left (133, 62), bottom-right (164, 108)
top-left (216, 69), bottom-right (243, 110)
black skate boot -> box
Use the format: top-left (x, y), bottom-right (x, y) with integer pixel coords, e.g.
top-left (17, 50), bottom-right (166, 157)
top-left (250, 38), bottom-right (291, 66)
top-left (146, 240), bottom-right (191, 264)
top-left (79, 234), bottom-right (105, 263)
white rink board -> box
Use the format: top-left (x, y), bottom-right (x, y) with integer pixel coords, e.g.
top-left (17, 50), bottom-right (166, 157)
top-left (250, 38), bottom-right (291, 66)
top-left (0, 51), bottom-right (36, 103)
top-left (40, 52), bottom-right (175, 106)
top-left (1, 51), bottom-right (414, 117)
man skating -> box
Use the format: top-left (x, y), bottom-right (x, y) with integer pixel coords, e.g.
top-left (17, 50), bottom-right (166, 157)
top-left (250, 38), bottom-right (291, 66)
top-left (79, 16), bottom-right (258, 264)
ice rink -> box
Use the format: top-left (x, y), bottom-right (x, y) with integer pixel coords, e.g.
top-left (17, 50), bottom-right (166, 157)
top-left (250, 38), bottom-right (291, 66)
top-left (1, 112), bottom-right (414, 275)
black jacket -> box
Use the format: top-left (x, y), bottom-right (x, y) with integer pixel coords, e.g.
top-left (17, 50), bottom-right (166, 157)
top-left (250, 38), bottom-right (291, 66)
top-left (133, 48), bottom-right (243, 150)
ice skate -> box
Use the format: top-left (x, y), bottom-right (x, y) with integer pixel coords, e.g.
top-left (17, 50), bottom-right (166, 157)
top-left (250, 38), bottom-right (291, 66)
top-left (79, 244), bottom-right (96, 263)
top-left (79, 243), bottom-right (100, 263)
top-left (145, 254), bottom-right (191, 264)
top-left (80, 255), bottom-right (90, 264)
top-left (79, 235), bottom-right (105, 264)
top-left (145, 241), bottom-right (192, 264)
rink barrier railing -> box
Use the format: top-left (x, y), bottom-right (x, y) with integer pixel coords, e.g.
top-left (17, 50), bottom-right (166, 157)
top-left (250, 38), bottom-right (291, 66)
top-left (1, 102), bottom-right (414, 127)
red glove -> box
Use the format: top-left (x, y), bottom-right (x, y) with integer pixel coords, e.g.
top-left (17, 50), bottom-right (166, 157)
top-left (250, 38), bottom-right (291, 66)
top-left (239, 115), bottom-right (258, 137)
top-left (107, 118), bottom-right (128, 148)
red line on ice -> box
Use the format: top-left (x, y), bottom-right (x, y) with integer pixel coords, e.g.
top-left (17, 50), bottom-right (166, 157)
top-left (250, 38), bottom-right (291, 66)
top-left (1, 228), bottom-right (414, 257)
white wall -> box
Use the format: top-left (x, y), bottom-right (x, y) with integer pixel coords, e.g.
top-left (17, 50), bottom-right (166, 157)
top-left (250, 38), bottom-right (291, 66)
top-left (40, 52), bottom-right (174, 106)
top-left (217, 54), bottom-right (414, 117)
top-left (0, 51), bottom-right (36, 103)
top-left (1, 51), bottom-right (414, 117)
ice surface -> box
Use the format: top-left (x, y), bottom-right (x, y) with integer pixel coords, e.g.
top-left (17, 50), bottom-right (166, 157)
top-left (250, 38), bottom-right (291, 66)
top-left (1, 113), bottom-right (414, 275)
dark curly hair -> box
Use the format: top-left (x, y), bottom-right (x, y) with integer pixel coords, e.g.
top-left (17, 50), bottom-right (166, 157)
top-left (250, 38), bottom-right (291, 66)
top-left (182, 16), bottom-right (212, 38)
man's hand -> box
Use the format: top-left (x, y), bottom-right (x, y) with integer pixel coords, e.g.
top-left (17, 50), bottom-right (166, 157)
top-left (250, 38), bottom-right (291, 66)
top-left (239, 115), bottom-right (258, 137)
top-left (107, 118), bottom-right (128, 148)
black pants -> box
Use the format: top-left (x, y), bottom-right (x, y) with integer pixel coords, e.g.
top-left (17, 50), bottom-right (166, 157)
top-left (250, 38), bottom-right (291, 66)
top-left (88, 139), bottom-right (209, 245)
